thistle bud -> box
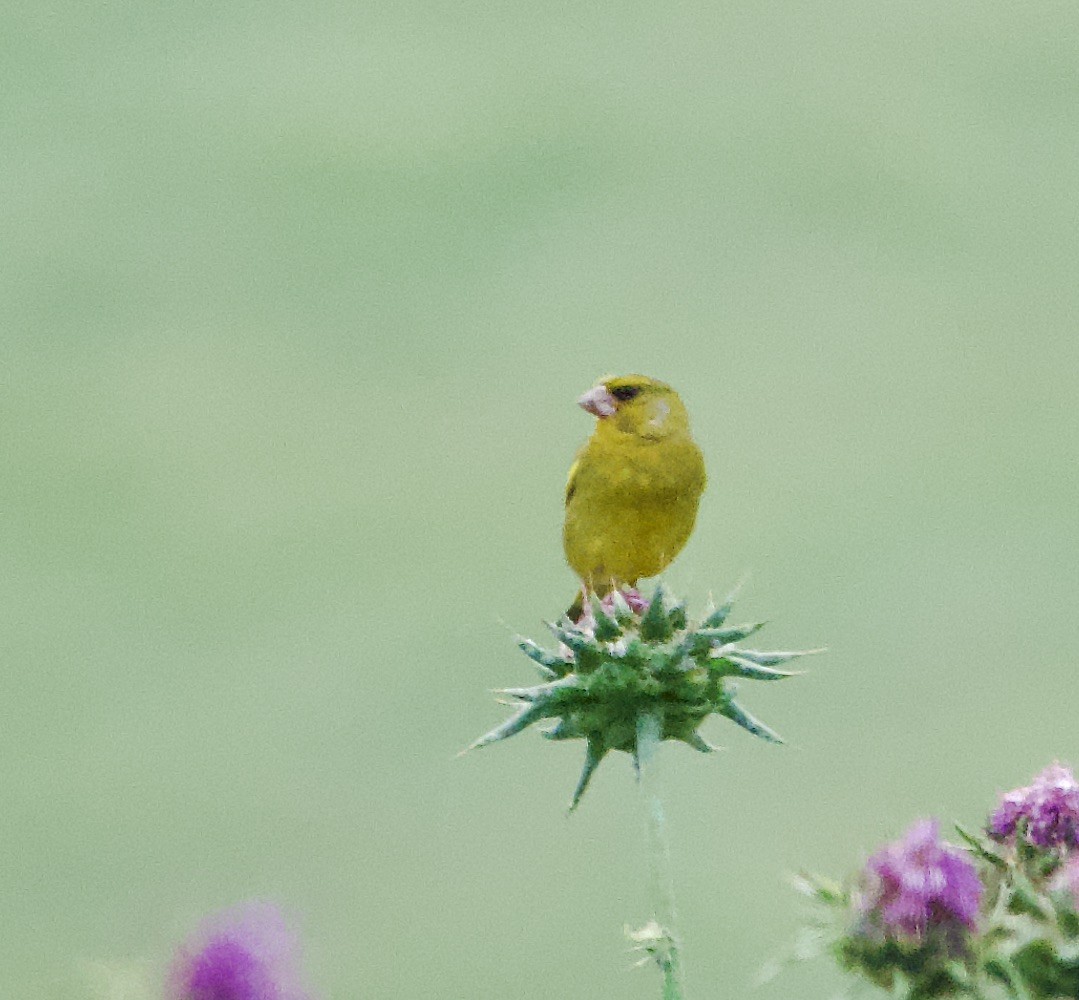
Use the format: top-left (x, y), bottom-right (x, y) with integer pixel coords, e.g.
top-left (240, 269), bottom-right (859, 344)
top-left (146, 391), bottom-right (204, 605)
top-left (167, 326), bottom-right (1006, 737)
top-left (468, 584), bottom-right (817, 809)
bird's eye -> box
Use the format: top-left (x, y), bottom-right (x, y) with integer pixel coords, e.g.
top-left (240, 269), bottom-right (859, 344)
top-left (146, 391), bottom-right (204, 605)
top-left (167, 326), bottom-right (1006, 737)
top-left (610, 385), bottom-right (640, 402)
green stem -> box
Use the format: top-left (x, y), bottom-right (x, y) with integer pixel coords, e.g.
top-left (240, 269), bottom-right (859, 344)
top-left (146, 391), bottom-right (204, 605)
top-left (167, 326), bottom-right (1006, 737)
top-left (636, 708), bottom-right (686, 1000)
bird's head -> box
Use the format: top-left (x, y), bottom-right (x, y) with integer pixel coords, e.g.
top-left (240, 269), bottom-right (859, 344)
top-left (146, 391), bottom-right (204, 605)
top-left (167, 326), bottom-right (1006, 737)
top-left (577, 374), bottom-right (690, 439)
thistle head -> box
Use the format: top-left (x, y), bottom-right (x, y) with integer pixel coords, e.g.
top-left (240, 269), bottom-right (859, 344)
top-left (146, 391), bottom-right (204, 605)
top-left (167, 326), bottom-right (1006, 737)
top-left (858, 819), bottom-right (982, 940)
top-left (989, 762), bottom-right (1079, 853)
top-left (796, 822), bottom-right (984, 998)
top-left (469, 583), bottom-right (818, 809)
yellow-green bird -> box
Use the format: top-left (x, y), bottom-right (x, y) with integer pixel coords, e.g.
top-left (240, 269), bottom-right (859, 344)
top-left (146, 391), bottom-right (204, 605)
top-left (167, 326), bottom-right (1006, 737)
top-left (563, 374), bottom-right (706, 620)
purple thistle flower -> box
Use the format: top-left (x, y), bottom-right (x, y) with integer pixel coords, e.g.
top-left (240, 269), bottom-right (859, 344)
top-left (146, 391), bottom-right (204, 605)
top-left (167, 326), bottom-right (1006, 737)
top-left (988, 762), bottom-right (1079, 850)
top-left (167, 901), bottom-right (312, 1000)
top-left (860, 819), bottom-right (982, 939)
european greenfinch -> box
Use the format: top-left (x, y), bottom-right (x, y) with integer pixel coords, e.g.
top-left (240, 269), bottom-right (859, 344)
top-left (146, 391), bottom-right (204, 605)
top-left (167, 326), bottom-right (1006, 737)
top-left (563, 375), bottom-right (706, 619)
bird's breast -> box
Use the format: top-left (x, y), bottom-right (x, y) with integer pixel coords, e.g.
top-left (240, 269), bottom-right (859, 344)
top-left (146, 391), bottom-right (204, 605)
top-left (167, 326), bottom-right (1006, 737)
top-left (562, 433), bottom-right (706, 586)
top-left (590, 436), bottom-right (705, 501)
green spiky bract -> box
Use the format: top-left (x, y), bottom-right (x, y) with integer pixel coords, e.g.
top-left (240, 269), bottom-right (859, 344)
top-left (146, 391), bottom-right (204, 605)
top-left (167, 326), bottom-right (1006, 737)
top-left (469, 583), bottom-right (816, 810)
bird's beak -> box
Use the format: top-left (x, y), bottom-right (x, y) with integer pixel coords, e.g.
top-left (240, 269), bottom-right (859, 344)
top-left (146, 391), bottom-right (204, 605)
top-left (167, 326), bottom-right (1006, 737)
top-left (578, 384), bottom-right (618, 418)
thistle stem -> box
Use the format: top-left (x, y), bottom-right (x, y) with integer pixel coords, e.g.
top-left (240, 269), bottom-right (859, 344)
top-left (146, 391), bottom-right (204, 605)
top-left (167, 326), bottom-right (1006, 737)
top-left (636, 708), bottom-right (686, 1000)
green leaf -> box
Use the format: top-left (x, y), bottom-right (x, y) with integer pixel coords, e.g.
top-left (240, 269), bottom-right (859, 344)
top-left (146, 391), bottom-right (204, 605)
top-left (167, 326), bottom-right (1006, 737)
top-left (954, 822), bottom-right (1007, 869)
top-left (942, 960), bottom-right (971, 989)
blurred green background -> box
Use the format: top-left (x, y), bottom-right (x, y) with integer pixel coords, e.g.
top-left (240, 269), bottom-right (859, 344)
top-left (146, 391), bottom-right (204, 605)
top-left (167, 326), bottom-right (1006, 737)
top-left (5, 2), bottom-right (1079, 997)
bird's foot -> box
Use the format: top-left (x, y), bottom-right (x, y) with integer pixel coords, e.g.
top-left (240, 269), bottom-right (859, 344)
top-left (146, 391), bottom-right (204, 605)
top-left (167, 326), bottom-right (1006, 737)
top-left (600, 586), bottom-right (650, 617)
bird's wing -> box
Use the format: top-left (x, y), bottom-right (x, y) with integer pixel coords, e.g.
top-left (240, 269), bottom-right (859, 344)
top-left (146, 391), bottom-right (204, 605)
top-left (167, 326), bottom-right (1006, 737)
top-left (565, 458), bottom-right (580, 506)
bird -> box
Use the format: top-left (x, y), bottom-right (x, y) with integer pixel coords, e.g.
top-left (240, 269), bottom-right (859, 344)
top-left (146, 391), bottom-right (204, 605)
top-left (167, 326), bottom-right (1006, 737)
top-left (563, 374), bottom-right (706, 621)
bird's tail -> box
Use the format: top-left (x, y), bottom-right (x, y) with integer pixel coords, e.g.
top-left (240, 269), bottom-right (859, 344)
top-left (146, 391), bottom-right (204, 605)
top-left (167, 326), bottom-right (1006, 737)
top-left (565, 590), bottom-right (585, 623)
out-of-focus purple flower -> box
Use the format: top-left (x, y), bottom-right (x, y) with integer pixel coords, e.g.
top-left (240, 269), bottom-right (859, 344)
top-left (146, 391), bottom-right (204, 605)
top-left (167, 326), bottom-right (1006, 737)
top-left (859, 819), bottom-right (982, 939)
top-left (988, 763), bottom-right (1079, 850)
top-left (167, 901), bottom-right (312, 1000)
